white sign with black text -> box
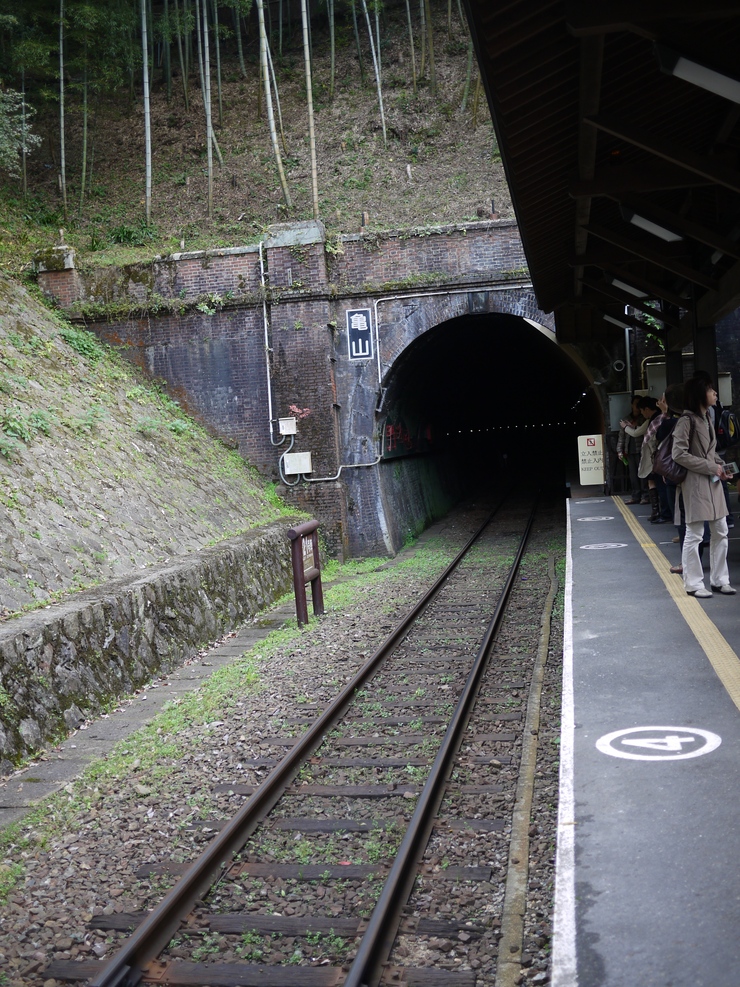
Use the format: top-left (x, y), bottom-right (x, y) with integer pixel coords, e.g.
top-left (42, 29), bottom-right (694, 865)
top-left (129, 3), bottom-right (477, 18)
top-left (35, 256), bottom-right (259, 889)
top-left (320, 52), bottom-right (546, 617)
top-left (577, 434), bottom-right (604, 486)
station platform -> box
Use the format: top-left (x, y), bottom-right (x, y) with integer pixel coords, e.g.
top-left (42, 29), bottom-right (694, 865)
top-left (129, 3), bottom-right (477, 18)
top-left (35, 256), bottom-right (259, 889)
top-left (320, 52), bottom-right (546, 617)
top-left (552, 490), bottom-right (740, 987)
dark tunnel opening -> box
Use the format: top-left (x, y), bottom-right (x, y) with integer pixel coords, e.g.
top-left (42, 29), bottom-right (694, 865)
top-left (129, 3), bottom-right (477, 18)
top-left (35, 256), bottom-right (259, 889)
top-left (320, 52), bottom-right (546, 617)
top-left (378, 312), bottom-right (603, 493)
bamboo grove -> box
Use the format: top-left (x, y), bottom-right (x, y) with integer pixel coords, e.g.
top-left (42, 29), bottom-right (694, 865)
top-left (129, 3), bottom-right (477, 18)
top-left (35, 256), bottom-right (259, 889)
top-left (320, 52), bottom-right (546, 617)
top-left (0, 0), bottom-right (483, 227)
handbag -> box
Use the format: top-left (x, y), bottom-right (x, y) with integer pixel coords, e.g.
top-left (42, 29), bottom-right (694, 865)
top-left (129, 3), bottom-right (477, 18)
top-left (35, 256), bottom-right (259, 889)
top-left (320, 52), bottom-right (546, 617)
top-left (653, 415), bottom-right (694, 485)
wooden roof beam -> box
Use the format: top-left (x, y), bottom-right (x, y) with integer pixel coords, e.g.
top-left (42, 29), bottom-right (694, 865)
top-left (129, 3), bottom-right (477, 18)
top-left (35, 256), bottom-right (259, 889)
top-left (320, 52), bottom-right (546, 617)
top-left (574, 35), bottom-right (604, 299)
top-left (584, 114), bottom-right (740, 195)
top-left (565, 1), bottom-right (740, 37)
top-left (673, 257), bottom-right (740, 347)
top-left (590, 305), bottom-right (659, 333)
top-left (579, 276), bottom-right (682, 328)
top-left (585, 222), bottom-right (719, 291)
top-left (570, 248), bottom-right (689, 308)
top-left (570, 164), bottom-right (713, 197)
top-left (612, 195), bottom-right (740, 262)
top-left (484, 4), bottom-right (563, 58)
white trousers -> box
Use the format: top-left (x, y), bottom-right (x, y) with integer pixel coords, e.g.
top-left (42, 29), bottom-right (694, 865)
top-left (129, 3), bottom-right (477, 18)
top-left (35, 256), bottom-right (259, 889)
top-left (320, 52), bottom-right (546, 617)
top-left (682, 517), bottom-right (729, 593)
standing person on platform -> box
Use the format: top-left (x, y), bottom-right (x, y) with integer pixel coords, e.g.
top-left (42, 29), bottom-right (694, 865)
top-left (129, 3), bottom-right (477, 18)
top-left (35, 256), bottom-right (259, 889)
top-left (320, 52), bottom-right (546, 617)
top-left (694, 369), bottom-right (735, 529)
top-left (656, 383), bottom-right (686, 572)
top-left (618, 395), bottom-right (649, 505)
top-left (636, 396), bottom-right (664, 521)
top-left (672, 376), bottom-right (735, 597)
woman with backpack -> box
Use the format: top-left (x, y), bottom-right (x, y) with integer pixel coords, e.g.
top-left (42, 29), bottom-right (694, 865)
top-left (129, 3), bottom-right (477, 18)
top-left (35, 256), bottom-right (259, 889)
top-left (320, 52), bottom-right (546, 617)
top-left (672, 376), bottom-right (735, 598)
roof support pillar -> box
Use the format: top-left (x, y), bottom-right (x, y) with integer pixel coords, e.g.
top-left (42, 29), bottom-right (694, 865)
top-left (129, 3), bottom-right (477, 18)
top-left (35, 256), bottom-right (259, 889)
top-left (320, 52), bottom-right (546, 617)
top-left (665, 348), bottom-right (683, 386)
top-left (692, 323), bottom-right (718, 387)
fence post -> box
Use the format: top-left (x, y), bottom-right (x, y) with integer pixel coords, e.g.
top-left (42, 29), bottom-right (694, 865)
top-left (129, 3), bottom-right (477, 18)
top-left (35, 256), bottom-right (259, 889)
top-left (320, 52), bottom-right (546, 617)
top-left (287, 520), bottom-right (325, 626)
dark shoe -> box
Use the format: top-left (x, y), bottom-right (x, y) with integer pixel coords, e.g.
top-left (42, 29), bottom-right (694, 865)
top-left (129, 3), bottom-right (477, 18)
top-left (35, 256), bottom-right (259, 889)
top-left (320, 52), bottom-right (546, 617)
top-left (670, 564), bottom-right (683, 574)
top-left (711, 584), bottom-right (737, 595)
top-left (624, 498), bottom-right (640, 505)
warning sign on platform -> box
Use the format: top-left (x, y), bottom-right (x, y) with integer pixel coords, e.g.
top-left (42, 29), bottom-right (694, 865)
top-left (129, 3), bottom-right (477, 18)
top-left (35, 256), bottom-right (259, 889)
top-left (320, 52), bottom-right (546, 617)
top-left (577, 434), bottom-right (604, 486)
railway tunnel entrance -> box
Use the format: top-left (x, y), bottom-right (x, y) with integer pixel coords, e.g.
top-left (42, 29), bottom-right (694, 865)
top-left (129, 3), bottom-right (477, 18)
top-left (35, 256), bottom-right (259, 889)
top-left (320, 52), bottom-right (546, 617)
top-left (340, 310), bottom-right (604, 556)
top-left (379, 311), bottom-right (601, 477)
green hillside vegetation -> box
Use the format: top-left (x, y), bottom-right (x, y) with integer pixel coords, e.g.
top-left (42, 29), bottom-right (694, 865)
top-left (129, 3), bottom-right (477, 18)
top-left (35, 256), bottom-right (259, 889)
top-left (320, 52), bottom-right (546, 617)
top-left (0, 1), bottom-right (508, 619)
top-left (0, 0), bottom-right (509, 272)
top-left (0, 274), bottom-right (289, 620)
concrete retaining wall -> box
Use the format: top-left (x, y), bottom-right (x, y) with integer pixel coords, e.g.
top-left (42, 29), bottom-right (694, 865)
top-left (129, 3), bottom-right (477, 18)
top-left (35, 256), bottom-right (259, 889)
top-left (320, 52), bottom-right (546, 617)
top-left (0, 518), bottom-right (299, 771)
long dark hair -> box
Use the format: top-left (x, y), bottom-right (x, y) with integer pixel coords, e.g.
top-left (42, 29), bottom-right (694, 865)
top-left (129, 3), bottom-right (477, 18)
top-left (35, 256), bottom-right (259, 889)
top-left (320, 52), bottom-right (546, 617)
top-left (683, 376), bottom-right (713, 416)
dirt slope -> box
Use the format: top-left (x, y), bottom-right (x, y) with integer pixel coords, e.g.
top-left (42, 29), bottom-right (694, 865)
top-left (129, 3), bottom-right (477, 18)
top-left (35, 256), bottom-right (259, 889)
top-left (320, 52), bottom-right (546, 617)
top-left (0, 275), bottom-right (288, 620)
top-left (1, 6), bottom-right (509, 269)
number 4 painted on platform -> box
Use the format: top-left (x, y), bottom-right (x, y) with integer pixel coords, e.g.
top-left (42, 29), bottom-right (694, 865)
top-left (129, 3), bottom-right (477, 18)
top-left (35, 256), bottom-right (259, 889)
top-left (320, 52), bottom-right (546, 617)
top-left (622, 734), bottom-right (694, 751)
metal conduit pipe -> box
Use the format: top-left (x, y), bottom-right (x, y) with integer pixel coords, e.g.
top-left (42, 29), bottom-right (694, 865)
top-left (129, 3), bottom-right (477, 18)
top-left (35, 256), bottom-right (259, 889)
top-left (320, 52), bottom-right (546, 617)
top-left (260, 239), bottom-right (285, 448)
top-left (302, 430), bottom-right (386, 483)
top-left (301, 454), bottom-right (382, 483)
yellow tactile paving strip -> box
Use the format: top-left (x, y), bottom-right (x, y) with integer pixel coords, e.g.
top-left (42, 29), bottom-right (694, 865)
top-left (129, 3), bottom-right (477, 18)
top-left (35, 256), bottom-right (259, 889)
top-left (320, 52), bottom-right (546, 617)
top-left (613, 496), bottom-right (740, 712)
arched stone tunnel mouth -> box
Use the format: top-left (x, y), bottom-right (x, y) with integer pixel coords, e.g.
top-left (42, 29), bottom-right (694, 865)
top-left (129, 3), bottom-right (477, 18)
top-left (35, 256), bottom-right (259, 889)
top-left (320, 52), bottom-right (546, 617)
top-left (377, 312), bottom-right (604, 492)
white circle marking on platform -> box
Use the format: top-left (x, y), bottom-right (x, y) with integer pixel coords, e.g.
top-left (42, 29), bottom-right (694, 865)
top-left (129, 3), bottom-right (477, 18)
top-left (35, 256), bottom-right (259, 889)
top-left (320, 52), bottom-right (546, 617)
top-left (596, 726), bottom-right (721, 761)
top-left (580, 543), bottom-right (628, 550)
top-left (577, 516), bottom-right (614, 522)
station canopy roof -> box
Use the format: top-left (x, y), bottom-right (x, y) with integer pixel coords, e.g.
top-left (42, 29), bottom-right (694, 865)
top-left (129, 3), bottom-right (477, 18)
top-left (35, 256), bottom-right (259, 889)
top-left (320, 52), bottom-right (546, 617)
top-left (464, 2), bottom-right (740, 349)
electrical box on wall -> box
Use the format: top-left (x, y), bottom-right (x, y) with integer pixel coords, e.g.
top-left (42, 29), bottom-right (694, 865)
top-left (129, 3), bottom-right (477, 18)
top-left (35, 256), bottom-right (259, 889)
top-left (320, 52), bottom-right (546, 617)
top-left (719, 372), bottom-right (733, 407)
top-left (607, 392), bottom-right (632, 431)
top-left (646, 363), bottom-right (667, 400)
top-left (283, 452), bottom-right (313, 475)
top-left (278, 417), bottom-right (297, 435)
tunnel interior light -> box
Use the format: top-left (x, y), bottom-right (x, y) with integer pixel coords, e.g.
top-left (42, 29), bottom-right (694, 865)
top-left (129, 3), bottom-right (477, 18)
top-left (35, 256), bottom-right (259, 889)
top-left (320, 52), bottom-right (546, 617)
top-left (655, 43), bottom-right (740, 104)
top-left (620, 206), bottom-right (683, 242)
top-left (609, 277), bottom-right (648, 298)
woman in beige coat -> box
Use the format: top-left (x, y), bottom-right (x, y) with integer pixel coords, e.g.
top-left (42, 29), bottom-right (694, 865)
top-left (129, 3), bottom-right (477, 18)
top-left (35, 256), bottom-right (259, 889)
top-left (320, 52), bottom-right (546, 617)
top-left (672, 376), bottom-right (735, 598)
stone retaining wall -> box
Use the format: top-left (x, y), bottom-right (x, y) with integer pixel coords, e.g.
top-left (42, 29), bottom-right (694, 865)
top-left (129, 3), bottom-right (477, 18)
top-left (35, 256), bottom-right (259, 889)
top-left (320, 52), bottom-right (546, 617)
top-left (0, 518), bottom-right (299, 771)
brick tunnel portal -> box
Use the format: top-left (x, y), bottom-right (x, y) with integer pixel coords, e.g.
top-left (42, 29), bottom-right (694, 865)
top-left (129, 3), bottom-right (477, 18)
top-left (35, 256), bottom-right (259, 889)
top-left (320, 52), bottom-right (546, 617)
top-left (376, 311), bottom-right (602, 489)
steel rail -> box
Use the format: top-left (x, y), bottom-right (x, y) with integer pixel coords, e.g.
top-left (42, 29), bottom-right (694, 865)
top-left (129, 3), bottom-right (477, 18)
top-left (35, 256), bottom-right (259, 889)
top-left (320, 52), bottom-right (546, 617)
top-left (343, 495), bottom-right (540, 987)
top-left (84, 497), bottom-right (509, 987)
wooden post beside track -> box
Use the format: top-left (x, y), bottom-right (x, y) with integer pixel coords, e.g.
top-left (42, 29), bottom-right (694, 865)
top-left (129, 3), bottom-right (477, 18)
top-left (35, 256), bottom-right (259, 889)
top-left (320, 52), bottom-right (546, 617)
top-left (287, 519), bottom-right (325, 625)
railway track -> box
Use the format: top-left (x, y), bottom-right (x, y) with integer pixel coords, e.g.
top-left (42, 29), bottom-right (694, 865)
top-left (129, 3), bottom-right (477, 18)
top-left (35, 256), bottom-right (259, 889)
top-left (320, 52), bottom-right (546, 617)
top-left (44, 494), bottom-right (559, 987)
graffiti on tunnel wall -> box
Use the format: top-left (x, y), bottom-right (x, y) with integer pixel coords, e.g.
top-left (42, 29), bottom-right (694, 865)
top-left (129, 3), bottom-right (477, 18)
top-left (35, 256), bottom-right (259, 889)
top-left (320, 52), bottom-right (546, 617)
top-left (383, 417), bottom-right (434, 459)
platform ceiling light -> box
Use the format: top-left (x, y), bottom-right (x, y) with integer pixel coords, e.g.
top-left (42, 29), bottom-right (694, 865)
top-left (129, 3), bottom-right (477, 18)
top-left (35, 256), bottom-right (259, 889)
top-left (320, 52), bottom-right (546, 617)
top-left (655, 43), bottom-right (740, 104)
top-left (608, 277), bottom-right (648, 299)
top-left (619, 205), bottom-right (683, 242)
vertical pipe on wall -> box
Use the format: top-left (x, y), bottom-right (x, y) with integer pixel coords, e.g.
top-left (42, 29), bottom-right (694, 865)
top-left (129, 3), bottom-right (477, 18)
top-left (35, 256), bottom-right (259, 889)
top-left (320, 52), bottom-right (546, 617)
top-left (260, 240), bottom-right (282, 446)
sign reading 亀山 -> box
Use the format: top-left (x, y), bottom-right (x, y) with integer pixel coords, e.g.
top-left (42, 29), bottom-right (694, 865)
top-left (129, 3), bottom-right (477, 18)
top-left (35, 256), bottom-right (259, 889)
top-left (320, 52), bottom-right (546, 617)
top-left (577, 434), bottom-right (604, 485)
top-left (347, 308), bottom-right (374, 361)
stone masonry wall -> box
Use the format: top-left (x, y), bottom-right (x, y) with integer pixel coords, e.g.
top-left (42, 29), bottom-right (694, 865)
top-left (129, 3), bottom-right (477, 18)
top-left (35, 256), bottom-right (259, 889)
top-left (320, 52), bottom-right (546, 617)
top-left (0, 518), bottom-right (298, 770)
top-left (329, 221), bottom-right (526, 289)
top-left (93, 306), bottom-right (276, 474)
top-left (35, 220), bottom-right (538, 559)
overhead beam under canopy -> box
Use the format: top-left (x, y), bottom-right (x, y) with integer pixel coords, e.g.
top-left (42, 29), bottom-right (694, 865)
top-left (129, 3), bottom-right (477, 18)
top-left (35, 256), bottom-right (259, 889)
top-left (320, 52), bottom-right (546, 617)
top-left (673, 258), bottom-right (740, 347)
top-left (610, 195), bottom-right (740, 261)
top-left (584, 115), bottom-right (740, 196)
top-left (584, 223), bottom-right (719, 292)
top-left (570, 250), bottom-right (689, 309)
top-left (565, 1), bottom-right (740, 37)
top-left (569, 164), bottom-right (713, 198)
top-left (579, 275), bottom-right (682, 328)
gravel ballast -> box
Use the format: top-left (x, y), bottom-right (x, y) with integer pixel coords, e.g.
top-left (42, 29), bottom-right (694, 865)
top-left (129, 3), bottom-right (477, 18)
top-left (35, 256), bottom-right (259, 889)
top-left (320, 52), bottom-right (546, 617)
top-left (0, 500), bottom-right (565, 986)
